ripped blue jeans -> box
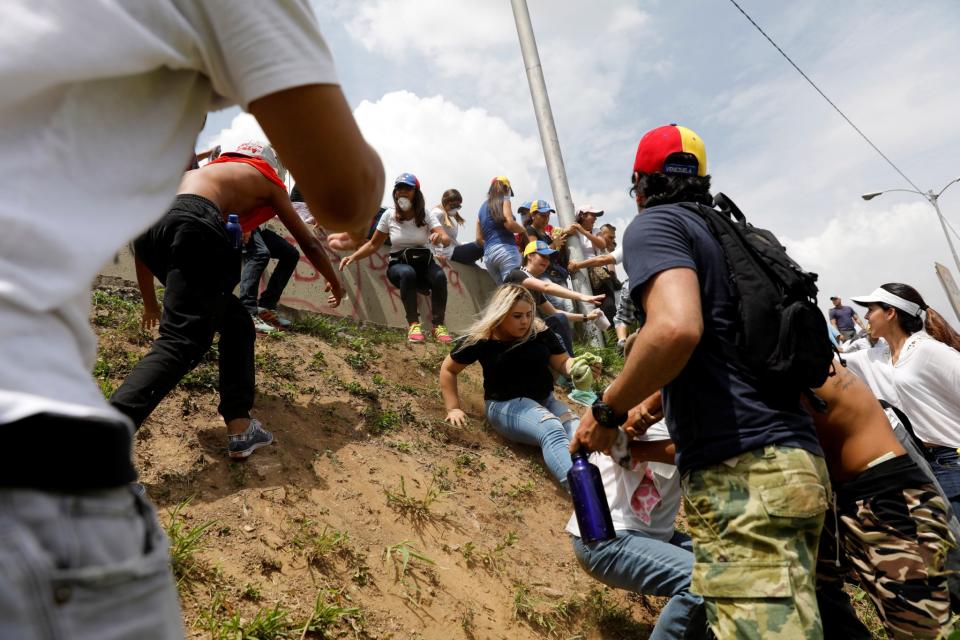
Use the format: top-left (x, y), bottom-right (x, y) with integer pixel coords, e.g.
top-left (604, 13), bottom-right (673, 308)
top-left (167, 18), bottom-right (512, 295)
top-left (485, 394), bottom-right (579, 487)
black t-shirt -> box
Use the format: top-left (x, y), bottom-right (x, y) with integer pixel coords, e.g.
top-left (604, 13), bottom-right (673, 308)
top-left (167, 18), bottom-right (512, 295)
top-left (622, 203), bottom-right (822, 474)
top-left (504, 268), bottom-right (546, 305)
top-left (450, 329), bottom-right (566, 401)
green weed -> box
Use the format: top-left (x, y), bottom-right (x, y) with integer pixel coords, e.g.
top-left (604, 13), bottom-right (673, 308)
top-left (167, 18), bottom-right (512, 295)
top-left (290, 520), bottom-right (350, 566)
top-left (343, 380), bottom-right (377, 399)
top-left (383, 540), bottom-right (435, 583)
top-left (164, 498), bottom-right (217, 588)
top-left (384, 475), bottom-right (446, 526)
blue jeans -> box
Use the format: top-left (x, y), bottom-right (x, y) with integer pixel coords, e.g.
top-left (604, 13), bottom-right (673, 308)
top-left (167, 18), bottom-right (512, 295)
top-left (929, 446), bottom-right (960, 514)
top-left (239, 228), bottom-right (300, 315)
top-left (483, 243), bottom-right (522, 284)
top-left (485, 394), bottom-right (578, 485)
top-left (572, 530), bottom-right (706, 640)
top-left (0, 487), bottom-right (184, 640)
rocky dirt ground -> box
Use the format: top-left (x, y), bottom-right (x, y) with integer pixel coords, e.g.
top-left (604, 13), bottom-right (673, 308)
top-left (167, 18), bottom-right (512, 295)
top-left (90, 284), bottom-right (884, 639)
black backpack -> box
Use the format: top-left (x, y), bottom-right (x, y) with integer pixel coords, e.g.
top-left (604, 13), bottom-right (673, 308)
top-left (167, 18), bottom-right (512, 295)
top-left (680, 193), bottom-right (835, 393)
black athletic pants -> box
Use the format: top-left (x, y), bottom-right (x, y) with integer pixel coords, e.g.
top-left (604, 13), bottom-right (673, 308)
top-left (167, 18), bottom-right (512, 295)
top-left (386, 259), bottom-right (447, 325)
top-left (110, 195), bottom-right (255, 427)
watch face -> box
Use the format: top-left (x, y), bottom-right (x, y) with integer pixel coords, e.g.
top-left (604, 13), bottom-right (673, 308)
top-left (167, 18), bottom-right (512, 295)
top-left (592, 402), bottom-right (613, 426)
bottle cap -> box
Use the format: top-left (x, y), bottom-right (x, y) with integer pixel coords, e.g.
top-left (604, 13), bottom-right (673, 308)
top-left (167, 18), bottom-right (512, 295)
top-left (227, 214), bottom-right (239, 222)
top-left (570, 448), bottom-right (590, 461)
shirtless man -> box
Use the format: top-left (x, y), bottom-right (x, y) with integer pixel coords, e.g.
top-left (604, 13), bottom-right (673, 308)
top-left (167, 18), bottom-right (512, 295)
top-left (621, 352), bottom-right (954, 639)
top-left (806, 364), bottom-right (954, 639)
top-left (111, 145), bottom-right (343, 459)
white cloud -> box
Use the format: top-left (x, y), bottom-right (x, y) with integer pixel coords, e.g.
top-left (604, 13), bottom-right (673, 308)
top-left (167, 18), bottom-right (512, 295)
top-left (202, 112), bottom-right (267, 153)
top-left (334, 0), bottom-right (658, 128)
top-left (783, 201), bottom-right (958, 319)
top-left (351, 90), bottom-right (544, 236)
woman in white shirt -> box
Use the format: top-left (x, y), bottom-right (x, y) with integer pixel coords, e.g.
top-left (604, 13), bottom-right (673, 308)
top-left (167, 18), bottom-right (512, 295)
top-left (340, 173), bottom-right (452, 344)
top-left (430, 188), bottom-right (465, 264)
top-left (846, 282), bottom-right (960, 512)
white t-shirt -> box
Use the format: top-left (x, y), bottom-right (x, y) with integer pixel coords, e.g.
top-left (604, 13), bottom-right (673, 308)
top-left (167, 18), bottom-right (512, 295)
top-left (376, 208), bottom-right (443, 251)
top-left (430, 206), bottom-right (461, 259)
top-left (575, 232), bottom-right (597, 259)
top-left (845, 332), bottom-right (960, 447)
top-left (0, 1), bottom-right (338, 425)
top-left (565, 422), bottom-right (681, 542)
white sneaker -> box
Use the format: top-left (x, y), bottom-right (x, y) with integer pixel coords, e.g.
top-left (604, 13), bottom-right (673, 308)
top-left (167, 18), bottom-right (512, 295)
top-left (251, 314), bottom-right (277, 335)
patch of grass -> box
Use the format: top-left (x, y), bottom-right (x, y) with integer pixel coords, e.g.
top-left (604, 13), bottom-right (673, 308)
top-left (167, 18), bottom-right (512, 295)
top-left (290, 520), bottom-right (350, 566)
top-left (383, 540), bottom-right (435, 583)
top-left (512, 582), bottom-right (575, 638)
top-left (179, 361), bottom-right (218, 392)
top-left (228, 462), bottom-right (249, 488)
top-left (255, 351), bottom-right (296, 380)
top-left (415, 347), bottom-right (448, 373)
top-left (91, 288), bottom-right (151, 342)
top-left (343, 380), bottom-right (377, 399)
top-left (344, 351), bottom-right (369, 371)
top-left (240, 583), bottom-right (263, 602)
top-left (307, 350), bottom-right (326, 371)
top-left (384, 475), bottom-right (446, 526)
top-left (431, 465), bottom-right (454, 492)
top-left (198, 588), bottom-right (363, 640)
top-left (506, 480), bottom-right (537, 502)
top-left (290, 313), bottom-right (343, 342)
top-left (299, 588), bottom-right (363, 636)
top-left (362, 406), bottom-right (403, 435)
top-left (579, 586), bottom-right (649, 637)
top-left (164, 498), bottom-right (218, 589)
top-left (462, 533), bottom-right (517, 574)
top-left (387, 439), bottom-right (412, 453)
top-left (573, 341), bottom-right (624, 379)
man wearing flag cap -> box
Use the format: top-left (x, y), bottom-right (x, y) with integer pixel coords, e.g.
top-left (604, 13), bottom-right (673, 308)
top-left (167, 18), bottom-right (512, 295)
top-left (571, 124), bottom-right (829, 639)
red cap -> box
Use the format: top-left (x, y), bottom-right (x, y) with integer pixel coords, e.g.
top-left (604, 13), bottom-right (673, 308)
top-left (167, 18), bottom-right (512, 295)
top-left (632, 124), bottom-right (707, 177)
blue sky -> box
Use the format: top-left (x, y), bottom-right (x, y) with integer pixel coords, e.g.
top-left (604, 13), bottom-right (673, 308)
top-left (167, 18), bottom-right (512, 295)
top-left (200, 0), bottom-right (960, 318)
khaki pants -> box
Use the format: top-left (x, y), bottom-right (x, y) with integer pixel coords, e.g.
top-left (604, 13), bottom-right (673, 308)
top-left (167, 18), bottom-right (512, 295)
top-left (683, 445), bottom-right (830, 640)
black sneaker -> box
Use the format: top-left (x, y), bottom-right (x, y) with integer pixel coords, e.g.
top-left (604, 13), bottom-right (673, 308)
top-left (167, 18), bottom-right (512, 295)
top-left (227, 419), bottom-right (274, 459)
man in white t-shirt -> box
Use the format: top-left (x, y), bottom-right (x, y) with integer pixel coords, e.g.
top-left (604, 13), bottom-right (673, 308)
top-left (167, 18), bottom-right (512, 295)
top-left (0, 2), bottom-right (383, 637)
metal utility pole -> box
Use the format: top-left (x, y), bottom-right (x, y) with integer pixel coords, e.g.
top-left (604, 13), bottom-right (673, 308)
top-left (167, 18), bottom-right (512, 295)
top-left (863, 178), bottom-right (960, 321)
top-left (510, 0), bottom-right (603, 346)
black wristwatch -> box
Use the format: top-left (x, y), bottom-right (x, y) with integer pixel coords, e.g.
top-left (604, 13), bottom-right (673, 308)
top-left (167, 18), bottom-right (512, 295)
top-left (591, 399), bottom-right (627, 430)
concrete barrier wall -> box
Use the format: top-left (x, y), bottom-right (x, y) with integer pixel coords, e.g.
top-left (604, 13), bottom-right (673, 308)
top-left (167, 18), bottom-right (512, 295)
top-left (97, 225), bottom-right (498, 333)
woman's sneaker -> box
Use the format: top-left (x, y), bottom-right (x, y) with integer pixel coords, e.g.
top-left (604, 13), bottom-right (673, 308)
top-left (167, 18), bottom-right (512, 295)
top-left (432, 324), bottom-right (453, 343)
top-left (407, 322), bottom-right (425, 343)
top-left (228, 419), bottom-right (274, 459)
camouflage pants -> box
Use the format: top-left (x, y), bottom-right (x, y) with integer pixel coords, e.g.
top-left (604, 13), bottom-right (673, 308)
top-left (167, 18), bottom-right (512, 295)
top-left (816, 454), bottom-right (955, 639)
top-left (683, 445), bottom-right (830, 639)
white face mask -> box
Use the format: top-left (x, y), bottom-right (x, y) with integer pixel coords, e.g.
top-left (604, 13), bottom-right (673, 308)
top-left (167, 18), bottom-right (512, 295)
top-left (397, 197), bottom-right (412, 212)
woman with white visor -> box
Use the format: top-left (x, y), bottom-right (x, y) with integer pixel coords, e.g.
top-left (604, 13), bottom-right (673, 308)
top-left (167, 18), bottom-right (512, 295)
top-left (844, 282), bottom-right (960, 511)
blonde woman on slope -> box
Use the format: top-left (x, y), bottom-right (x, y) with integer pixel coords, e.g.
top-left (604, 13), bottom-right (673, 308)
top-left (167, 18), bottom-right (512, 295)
top-left (439, 285), bottom-right (600, 486)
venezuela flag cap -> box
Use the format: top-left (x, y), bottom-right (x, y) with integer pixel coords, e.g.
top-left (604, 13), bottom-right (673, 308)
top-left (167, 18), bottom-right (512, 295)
top-left (632, 124), bottom-right (707, 177)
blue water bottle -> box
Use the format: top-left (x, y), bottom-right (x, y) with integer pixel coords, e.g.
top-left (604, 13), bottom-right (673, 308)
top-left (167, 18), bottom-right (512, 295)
top-left (225, 214), bottom-right (242, 249)
top-left (568, 449), bottom-right (616, 543)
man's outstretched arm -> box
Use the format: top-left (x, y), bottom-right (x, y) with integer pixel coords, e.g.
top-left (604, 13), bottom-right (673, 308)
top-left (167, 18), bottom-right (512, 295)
top-left (250, 84), bottom-right (384, 246)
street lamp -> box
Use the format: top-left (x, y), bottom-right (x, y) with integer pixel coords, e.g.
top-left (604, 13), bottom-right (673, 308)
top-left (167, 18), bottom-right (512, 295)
top-left (861, 176), bottom-right (960, 278)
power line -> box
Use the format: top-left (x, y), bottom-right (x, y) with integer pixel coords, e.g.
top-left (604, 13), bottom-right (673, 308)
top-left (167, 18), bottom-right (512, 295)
top-left (725, 0), bottom-right (924, 195)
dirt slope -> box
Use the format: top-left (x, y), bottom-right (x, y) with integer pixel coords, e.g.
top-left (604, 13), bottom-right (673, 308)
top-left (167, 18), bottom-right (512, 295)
top-left (91, 285), bottom-right (664, 639)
